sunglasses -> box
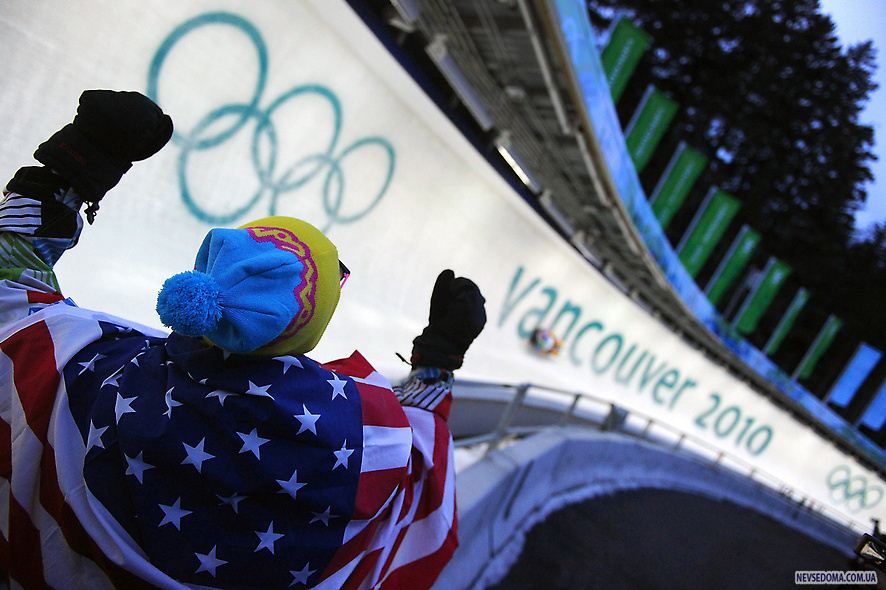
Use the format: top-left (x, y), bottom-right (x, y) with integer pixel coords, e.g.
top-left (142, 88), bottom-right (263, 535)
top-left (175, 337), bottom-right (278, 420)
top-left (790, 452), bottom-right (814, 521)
top-left (339, 260), bottom-right (351, 288)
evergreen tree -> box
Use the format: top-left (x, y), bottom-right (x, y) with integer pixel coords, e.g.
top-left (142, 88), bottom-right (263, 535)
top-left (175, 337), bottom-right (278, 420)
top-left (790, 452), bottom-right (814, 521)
top-left (588, 0), bottom-right (883, 349)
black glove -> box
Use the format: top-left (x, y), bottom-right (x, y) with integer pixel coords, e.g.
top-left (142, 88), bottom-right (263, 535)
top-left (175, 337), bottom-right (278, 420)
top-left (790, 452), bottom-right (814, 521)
top-left (411, 269), bottom-right (487, 370)
top-left (34, 89), bottom-right (173, 212)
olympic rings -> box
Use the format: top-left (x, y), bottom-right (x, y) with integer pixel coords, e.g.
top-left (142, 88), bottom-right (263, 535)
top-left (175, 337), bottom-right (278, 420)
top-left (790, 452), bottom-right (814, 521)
top-left (148, 12), bottom-right (268, 150)
top-left (826, 465), bottom-right (883, 513)
top-left (147, 11), bottom-right (396, 229)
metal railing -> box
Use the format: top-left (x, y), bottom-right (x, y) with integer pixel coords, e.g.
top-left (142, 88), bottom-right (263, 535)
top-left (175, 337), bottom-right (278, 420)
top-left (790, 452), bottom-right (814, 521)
top-left (452, 377), bottom-right (867, 535)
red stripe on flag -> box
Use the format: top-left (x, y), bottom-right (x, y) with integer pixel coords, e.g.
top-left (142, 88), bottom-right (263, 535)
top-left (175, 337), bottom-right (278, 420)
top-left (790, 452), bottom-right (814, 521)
top-left (354, 467), bottom-right (406, 520)
top-left (434, 394), bottom-right (452, 421)
top-left (26, 291), bottom-right (64, 304)
top-left (339, 548), bottom-right (383, 590)
top-left (320, 351), bottom-right (374, 379)
top-left (4, 322), bottom-right (55, 587)
top-left (1, 321), bottom-right (59, 444)
top-left (356, 382), bottom-right (409, 428)
top-left (378, 527), bottom-right (458, 590)
top-left (413, 416), bottom-right (450, 521)
top-left (9, 494), bottom-right (48, 588)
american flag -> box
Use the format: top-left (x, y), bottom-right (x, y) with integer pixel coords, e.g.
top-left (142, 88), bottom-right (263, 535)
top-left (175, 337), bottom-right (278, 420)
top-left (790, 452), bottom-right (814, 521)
top-left (0, 302), bottom-right (456, 589)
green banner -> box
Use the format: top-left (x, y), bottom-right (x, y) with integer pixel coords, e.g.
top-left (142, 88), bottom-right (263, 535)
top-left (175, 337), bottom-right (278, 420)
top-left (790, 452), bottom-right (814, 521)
top-left (601, 17), bottom-right (652, 103)
top-left (735, 257), bottom-right (792, 334)
top-left (794, 315), bottom-right (843, 380)
top-left (624, 86), bottom-right (678, 172)
top-left (763, 288), bottom-right (809, 356)
top-left (705, 225), bottom-right (760, 306)
top-left (676, 189), bottom-right (741, 277)
top-left (650, 143), bottom-right (708, 229)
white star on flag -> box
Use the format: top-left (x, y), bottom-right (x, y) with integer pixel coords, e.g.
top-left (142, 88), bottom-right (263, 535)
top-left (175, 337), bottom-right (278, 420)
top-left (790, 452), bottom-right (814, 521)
top-left (78, 353), bottom-right (106, 375)
top-left (245, 380), bottom-right (274, 400)
top-left (222, 350), bottom-right (231, 360)
top-left (182, 438), bottom-right (215, 473)
top-left (276, 469), bottom-right (307, 500)
top-left (130, 354), bottom-right (141, 367)
top-left (124, 451), bottom-right (154, 484)
top-left (216, 492), bottom-right (246, 514)
top-left (164, 387), bottom-right (182, 418)
top-left (332, 439), bottom-right (354, 470)
top-left (289, 563), bottom-right (315, 587)
top-left (237, 428), bottom-right (270, 459)
top-left (310, 506), bottom-right (337, 527)
top-left (86, 420), bottom-right (108, 452)
top-left (254, 521), bottom-right (285, 554)
top-left (294, 405), bottom-right (320, 435)
top-left (114, 393), bottom-right (137, 423)
top-left (194, 546), bottom-right (227, 577)
top-left (199, 378), bottom-right (208, 385)
top-left (101, 371), bottom-right (122, 389)
top-left (158, 497), bottom-right (193, 531)
top-left (327, 372), bottom-right (348, 400)
top-left (274, 355), bottom-right (303, 374)
top-left (206, 389), bottom-right (236, 406)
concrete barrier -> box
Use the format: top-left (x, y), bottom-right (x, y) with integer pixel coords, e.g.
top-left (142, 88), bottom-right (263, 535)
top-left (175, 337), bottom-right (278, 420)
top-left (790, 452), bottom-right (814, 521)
top-left (435, 428), bottom-right (858, 590)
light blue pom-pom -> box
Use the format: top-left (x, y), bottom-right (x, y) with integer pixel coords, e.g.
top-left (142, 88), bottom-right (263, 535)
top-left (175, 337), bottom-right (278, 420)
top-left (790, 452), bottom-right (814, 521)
top-left (156, 271), bottom-right (222, 336)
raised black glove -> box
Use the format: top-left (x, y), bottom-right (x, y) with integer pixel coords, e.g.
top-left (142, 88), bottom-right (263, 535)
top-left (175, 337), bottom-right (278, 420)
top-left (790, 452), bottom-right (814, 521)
top-left (411, 269), bottom-right (487, 370)
top-left (34, 89), bottom-right (173, 213)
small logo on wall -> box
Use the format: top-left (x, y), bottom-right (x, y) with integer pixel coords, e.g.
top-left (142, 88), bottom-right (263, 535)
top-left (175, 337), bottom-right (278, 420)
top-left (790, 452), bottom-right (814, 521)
top-left (826, 465), bottom-right (883, 513)
top-left (147, 12), bottom-right (396, 231)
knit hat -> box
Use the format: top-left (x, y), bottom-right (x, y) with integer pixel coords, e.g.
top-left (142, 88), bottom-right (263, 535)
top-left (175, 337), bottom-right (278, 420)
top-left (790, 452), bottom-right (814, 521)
top-left (156, 216), bottom-right (340, 355)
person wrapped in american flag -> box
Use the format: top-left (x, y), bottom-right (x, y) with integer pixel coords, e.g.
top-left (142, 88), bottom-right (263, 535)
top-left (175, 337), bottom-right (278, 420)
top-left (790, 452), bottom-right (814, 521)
top-left (0, 90), bottom-right (486, 589)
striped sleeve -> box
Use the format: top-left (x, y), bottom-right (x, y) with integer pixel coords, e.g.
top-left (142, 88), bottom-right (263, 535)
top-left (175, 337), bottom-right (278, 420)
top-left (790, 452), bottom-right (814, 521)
top-left (1, 168), bottom-right (84, 322)
top-left (394, 366), bottom-right (454, 421)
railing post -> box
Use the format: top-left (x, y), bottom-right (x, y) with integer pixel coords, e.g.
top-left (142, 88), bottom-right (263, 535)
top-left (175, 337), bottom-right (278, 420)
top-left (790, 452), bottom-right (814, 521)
top-left (486, 383), bottom-right (530, 453)
top-left (559, 393), bottom-right (582, 426)
top-left (640, 419), bottom-right (653, 440)
top-left (601, 404), bottom-right (628, 432)
top-left (673, 433), bottom-right (685, 451)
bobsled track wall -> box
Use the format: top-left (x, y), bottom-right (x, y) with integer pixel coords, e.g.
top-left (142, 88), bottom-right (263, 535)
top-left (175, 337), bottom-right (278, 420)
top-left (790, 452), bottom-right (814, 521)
top-left (1, 0), bottom-right (883, 528)
top-left (431, 427), bottom-right (859, 590)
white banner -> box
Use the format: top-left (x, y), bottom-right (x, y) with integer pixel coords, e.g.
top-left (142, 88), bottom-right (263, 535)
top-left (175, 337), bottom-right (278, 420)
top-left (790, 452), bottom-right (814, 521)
top-left (1, 0), bottom-right (883, 527)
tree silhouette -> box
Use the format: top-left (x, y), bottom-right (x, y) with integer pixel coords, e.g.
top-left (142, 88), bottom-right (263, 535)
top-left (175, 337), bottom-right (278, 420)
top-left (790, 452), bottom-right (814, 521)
top-left (588, 0), bottom-right (883, 352)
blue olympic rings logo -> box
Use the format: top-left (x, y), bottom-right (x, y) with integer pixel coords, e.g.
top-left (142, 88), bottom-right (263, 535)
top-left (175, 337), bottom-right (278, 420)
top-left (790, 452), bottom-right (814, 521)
top-left (146, 12), bottom-right (396, 230)
top-left (826, 465), bottom-right (883, 513)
